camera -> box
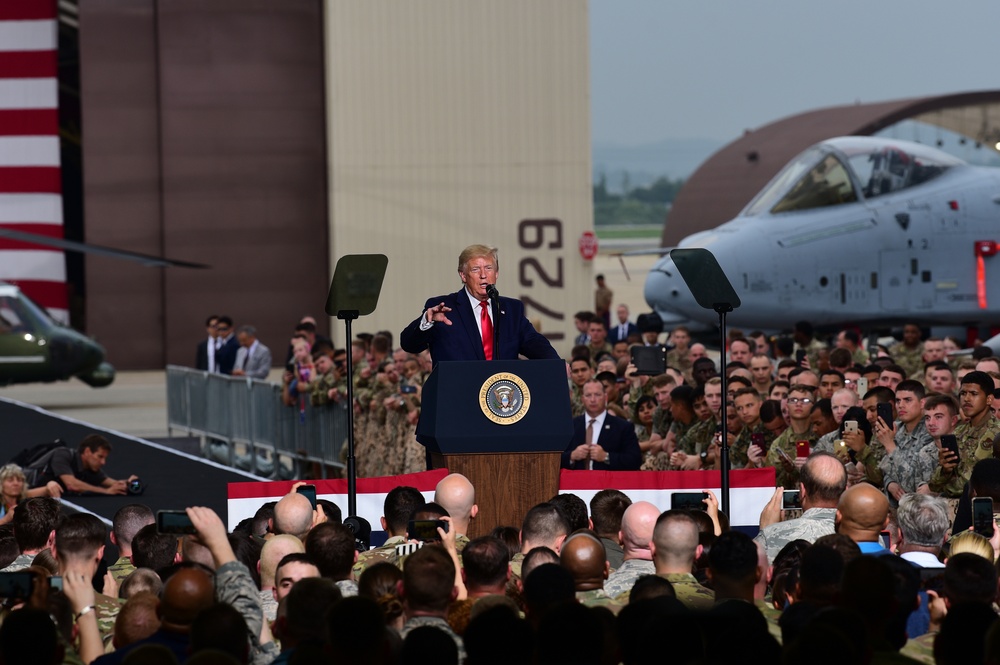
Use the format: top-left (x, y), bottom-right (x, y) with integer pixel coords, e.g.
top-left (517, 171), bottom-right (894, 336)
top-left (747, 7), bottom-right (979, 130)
top-left (127, 478), bottom-right (144, 495)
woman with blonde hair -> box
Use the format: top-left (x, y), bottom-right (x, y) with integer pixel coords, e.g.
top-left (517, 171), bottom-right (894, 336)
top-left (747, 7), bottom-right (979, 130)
top-left (0, 464), bottom-right (62, 524)
top-left (946, 530), bottom-right (995, 562)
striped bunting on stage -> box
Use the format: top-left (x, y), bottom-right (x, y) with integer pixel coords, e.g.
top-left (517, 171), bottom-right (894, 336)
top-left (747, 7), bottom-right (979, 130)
top-left (0, 0), bottom-right (67, 322)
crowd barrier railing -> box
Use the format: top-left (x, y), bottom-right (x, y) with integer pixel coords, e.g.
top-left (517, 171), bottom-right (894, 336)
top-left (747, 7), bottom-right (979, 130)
top-left (166, 365), bottom-right (348, 478)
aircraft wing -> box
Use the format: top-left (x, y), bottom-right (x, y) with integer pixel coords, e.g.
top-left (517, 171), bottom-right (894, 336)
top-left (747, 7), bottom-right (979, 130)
top-left (0, 228), bottom-right (209, 269)
top-left (610, 246), bottom-right (675, 280)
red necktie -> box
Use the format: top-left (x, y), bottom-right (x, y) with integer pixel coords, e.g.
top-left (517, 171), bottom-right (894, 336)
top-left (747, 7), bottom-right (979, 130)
top-left (480, 301), bottom-right (493, 360)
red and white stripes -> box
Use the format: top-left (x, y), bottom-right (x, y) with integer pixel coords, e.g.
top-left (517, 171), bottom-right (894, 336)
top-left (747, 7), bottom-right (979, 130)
top-left (0, 0), bottom-right (67, 323)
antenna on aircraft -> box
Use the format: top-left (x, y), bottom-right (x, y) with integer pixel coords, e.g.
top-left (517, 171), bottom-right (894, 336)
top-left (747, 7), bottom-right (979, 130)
top-left (669, 248), bottom-right (742, 516)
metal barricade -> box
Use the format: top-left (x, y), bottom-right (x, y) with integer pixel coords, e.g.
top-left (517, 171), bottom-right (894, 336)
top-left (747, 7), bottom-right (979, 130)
top-left (165, 365), bottom-right (347, 478)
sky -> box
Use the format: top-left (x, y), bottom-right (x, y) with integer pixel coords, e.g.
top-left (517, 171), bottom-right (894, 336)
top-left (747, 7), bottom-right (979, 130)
top-left (590, 0), bottom-right (1000, 146)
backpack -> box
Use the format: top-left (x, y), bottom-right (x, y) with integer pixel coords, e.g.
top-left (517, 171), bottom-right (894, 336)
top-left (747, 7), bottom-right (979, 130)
top-left (9, 440), bottom-right (67, 487)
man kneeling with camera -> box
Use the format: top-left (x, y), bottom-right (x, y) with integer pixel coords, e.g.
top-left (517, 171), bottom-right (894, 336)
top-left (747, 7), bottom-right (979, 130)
top-left (33, 434), bottom-right (140, 496)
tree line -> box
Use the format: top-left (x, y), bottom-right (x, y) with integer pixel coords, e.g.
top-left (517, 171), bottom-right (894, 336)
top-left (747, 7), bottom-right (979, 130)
top-left (593, 173), bottom-right (684, 226)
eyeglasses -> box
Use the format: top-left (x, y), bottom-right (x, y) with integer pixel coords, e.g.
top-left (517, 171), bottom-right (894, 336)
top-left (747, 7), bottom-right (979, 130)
top-left (787, 397), bottom-right (813, 405)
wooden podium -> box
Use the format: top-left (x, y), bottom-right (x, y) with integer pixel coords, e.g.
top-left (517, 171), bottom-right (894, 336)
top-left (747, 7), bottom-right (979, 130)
top-left (417, 359), bottom-right (572, 538)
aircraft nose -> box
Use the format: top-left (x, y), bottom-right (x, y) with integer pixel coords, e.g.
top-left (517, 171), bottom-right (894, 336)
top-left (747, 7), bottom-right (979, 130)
top-left (644, 256), bottom-right (691, 325)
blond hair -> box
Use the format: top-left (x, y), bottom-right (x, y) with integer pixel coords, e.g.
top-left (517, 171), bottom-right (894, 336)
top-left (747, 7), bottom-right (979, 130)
top-left (948, 530), bottom-right (995, 562)
top-left (457, 245), bottom-right (498, 273)
top-left (0, 464), bottom-right (27, 504)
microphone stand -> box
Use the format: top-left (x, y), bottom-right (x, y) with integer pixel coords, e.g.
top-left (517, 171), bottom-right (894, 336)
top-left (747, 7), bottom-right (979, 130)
top-left (487, 284), bottom-right (500, 360)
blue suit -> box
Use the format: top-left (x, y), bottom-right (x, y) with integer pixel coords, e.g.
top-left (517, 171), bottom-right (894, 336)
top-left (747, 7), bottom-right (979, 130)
top-left (608, 322), bottom-right (638, 344)
top-left (400, 290), bottom-right (559, 365)
top-left (561, 412), bottom-right (642, 470)
top-left (216, 336), bottom-right (240, 375)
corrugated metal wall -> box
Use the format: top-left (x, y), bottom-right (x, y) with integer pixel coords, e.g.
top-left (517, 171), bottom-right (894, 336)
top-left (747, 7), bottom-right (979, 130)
top-left (323, 0), bottom-right (592, 354)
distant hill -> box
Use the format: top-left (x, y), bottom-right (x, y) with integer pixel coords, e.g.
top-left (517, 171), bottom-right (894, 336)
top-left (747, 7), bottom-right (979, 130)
top-left (592, 137), bottom-right (726, 191)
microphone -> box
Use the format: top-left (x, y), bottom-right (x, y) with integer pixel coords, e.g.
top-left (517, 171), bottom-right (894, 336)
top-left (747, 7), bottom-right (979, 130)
top-left (486, 284), bottom-right (500, 300)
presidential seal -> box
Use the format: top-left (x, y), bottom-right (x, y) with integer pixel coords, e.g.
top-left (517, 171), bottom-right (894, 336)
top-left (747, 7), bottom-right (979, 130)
top-left (479, 372), bottom-right (531, 425)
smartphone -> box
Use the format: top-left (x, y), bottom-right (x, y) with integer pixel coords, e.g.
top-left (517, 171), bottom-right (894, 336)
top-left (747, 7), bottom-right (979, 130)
top-left (876, 402), bottom-right (894, 428)
top-left (751, 432), bottom-right (768, 452)
top-left (973, 497), bottom-right (995, 538)
top-left (157, 510), bottom-right (196, 535)
top-left (844, 420), bottom-right (858, 434)
top-left (782, 489), bottom-right (802, 510)
top-left (400, 384), bottom-right (417, 395)
top-left (408, 519), bottom-right (447, 542)
top-left (631, 345), bottom-right (667, 377)
top-left (941, 434), bottom-right (959, 457)
top-left (670, 492), bottom-right (708, 511)
top-left (880, 530), bottom-right (892, 550)
top-left (856, 377), bottom-right (869, 396)
top-left (49, 576), bottom-right (62, 592)
top-left (795, 349), bottom-right (806, 364)
top-left (0, 572), bottom-right (34, 599)
top-left (296, 484), bottom-right (317, 510)
top-left (795, 440), bottom-right (810, 458)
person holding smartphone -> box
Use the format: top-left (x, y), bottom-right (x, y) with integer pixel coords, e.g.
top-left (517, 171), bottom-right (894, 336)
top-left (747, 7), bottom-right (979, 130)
top-left (729, 388), bottom-right (776, 469)
top-left (849, 386), bottom-right (897, 487)
top-left (877, 381), bottom-right (937, 503)
top-left (929, 372), bottom-right (1000, 497)
top-left (764, 384), bottom-right (819, 489)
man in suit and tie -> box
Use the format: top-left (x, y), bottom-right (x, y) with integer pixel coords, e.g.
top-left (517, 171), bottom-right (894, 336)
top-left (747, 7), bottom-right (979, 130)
top-left (195, 315), bottom-right (219, 371)
top-left (609, 304), bottom-right (638, 345)
top-left (400, 244), bottom-right (560, 365)
top-left (215, 316), bottom-right (240, 375)
top-left (232, 324), bottom-right (272, 379)
top-left (562, 379), bottom-right (642, 470)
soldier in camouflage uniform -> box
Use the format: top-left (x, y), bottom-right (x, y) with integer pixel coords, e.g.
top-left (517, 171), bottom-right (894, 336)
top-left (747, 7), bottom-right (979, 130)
top-left (569, 357), bottom-right (593, 418)
top-left (792, 320), bottom-right (828, 370)
top-left (587, 320), bottom-right (614, 361)
top-left (398, 546), bottom-right (466, 661)
top-left (888, 324), bottom-right (925, 381)
top-left (930, 371), bottom-right (1000, 497)
top-left (877, 381), bottom-right (938, 502)
top-left (642, 510), bottom-right (714, 610)
top-left (764, 384), bottom-right (819, 488)
top-left (753, 453), bottom-right (845, 563)
top-left (666, 326), bottom-right (693, 379)
top-left (108, 504), bottom-right (154, 586)
top-left (352, 485), bottom-right (426, 579)
top-left (603, 501), bottom-right (659, 599)
top-left (560, 532), bottom-right (623, 614)
top-left (54, 514), bottom-right (124, 645)
top-left (730, 388), bottom-right (777, 469)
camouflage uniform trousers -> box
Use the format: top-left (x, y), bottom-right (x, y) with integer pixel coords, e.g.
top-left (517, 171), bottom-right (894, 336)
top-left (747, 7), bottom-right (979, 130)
top-left (929, 414), bottom-right (1000, 497)
top-left (400, 615), bottom-right (466, 663)
top-left (764, 427), bottom-right (818, 489)
top-left (576, 588), bottom-right (624, 614)
top-left (753, 507), bottom-right (837, 564)
top-left (657, 573), bottom-right (714, 611)
top-left (643, 417), bottom-right (716, 471)
top-left (604, 558), bottom-right (655, 600)
top-left (879, 420), bottom-right (937, 498)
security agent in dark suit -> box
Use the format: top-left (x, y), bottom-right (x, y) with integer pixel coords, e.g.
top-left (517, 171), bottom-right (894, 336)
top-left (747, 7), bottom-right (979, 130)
top-left (400, 244), bottom-right (559, 365)
top-left (195, 314), bottom-right (219, 371)
top-left (562, 379), bottom-right (642, 470)
top-left (214, 315), bottom-right (240, 375)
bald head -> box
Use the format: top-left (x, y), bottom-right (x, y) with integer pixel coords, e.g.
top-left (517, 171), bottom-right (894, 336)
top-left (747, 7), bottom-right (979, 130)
top-left (651, 510), bottom-right (700, 573)
top-left (433, 473), bottom-right (477, 535)
top-left (559, 531), bottom-right (608, 591)
top-left (113, 592), bottom-right (161, 649)
top-left (260, 534), bottom-right (305, 588)
top-left (836, 483), bottom-right (890, 543)
top-left (800, 452), bottom-right (848, 508)
top-left (273, 493), bottom-right (314, 540)
top-left (160, 567), bottom-right (215, 633)
top-left (619, 501), bottom-right (659, 559)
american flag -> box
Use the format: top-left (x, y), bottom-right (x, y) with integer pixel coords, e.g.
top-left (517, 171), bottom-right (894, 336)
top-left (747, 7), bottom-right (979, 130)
top-left (0, 0), bottom-right (67, 323)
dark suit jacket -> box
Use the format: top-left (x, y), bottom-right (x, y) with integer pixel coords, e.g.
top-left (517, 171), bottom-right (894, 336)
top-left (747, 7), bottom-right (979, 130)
top-left (561, 412), bottom-right (642, 470)
top-left (400, 290), bottom-right (559, 365)
top-left (608, 322), bottom-right (638, 344)
top-left (195, 339), bottom-right (210, 370)
top-left (216, 336), bottom-right (240, 375)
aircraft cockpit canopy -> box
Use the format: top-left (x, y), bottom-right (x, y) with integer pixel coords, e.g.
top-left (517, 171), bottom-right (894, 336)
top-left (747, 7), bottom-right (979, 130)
top-left (0, 290), bottom-right (55, 336)
top-left (743, 137), bottom-right (964, 216)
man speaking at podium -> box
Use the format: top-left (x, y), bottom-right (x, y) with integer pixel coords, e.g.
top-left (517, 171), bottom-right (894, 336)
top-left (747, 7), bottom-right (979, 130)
top-left (401, 244), bottom-right (560, 364)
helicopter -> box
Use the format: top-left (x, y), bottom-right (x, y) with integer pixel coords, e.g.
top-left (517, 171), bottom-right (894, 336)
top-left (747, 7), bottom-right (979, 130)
top-left (0, 281), bottom-right (114, 387)
top-left (645, 136), bottom-right (1000, 333)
